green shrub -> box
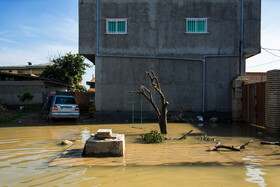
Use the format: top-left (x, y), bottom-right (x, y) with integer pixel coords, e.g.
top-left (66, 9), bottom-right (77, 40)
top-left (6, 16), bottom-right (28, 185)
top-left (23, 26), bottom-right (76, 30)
top-left (196, 134), bottom-right (218, 141)
top-left (18, 92), bottom-right (34, 103)
top-left (140, 130), bottom-right (164, 143)
top-left (18, 92), bottom-right (34, 113)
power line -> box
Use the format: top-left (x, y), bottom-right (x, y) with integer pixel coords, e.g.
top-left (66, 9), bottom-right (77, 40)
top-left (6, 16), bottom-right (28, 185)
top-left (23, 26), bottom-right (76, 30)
top-left (263, 48), bottom-right (280, 52)
top-left (243, 41), bottom-right (280, 68)
top-left (247, 59), bottom-right (280, 68)
top-left (243, 42), bottom-right (280, 57)
top-left (243, 41), bottom-right (280, 51)
top-left (262, 48), bottom-right (280, 58)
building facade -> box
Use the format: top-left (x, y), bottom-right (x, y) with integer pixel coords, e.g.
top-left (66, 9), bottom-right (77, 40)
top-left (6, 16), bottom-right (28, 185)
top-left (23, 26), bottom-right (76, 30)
top-left (0, 72), bottom-right (71, 106)
top-left (79, 0), bottom-right (261, 119)
top-left (0, 62), bottom-right (53, 76)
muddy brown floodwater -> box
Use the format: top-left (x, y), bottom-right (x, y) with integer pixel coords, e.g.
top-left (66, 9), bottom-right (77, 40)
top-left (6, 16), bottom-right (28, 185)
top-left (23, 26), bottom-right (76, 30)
top-left (0, 123), bottom-right (279, 186)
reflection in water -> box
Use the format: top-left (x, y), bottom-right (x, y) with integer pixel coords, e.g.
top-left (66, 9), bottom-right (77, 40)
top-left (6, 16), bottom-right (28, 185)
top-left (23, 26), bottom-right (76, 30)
top-left (243, 155), bottom-right (267, 187)
top-left (197, 123), bottom-right (204, 127)
top-left (81, 127), bottom-right (91, 143)
top-left (0, 123), bottom-right (279, 186)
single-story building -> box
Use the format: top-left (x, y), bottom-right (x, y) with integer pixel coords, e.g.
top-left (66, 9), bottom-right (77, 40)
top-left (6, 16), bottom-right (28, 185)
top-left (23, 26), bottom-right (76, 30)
top-left (0, 72), bottom-right (72, 107)
top-left (0, 62), bottom-right (53, 76)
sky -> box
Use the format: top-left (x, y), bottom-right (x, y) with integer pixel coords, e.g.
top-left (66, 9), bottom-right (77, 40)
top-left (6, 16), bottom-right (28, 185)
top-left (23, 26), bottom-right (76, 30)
top-left (246, 0), bottom-right (280, 72)
top-left (0, 0), bottom-right (279, 87)
top-left (0, 0), bottom-right (94, 87)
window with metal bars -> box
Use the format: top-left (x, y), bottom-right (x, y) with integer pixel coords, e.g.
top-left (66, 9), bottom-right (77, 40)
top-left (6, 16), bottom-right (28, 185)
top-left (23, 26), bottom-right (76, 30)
top-left (106, 18), bottom-right (127, 34)
top-left (185, 18), bottom-right (208, 33)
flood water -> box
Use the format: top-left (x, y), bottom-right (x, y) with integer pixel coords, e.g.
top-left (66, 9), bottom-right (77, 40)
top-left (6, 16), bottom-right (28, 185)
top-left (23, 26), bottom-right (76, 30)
top-left (0, 122), bottom-right (279, 186)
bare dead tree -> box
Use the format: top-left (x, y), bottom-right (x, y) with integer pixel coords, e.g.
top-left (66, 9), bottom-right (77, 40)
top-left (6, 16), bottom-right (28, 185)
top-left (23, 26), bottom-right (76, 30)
top-left (131, 71), bottom-right (169, 134)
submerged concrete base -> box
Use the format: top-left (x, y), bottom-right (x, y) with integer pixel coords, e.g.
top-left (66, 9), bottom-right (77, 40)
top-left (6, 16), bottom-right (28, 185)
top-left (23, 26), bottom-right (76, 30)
top-left (82, 133), bottom-right (125, 157)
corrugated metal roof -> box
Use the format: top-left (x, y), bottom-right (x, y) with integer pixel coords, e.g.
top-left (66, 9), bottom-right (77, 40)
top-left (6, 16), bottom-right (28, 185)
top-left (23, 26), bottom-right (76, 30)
top-left (0, 62), bottom-right (54, 70)
top-left (0, 71), bottom-right (72, 87)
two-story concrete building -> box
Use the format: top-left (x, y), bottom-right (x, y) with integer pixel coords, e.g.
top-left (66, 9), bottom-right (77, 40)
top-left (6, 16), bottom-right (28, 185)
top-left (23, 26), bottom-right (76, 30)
top-left (79, 0), bottom-right (261, 120)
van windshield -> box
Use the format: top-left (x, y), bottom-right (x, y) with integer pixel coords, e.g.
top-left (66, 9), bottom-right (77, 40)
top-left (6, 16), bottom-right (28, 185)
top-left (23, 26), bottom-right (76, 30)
top-left (55, 97), bottom-right (77, 104)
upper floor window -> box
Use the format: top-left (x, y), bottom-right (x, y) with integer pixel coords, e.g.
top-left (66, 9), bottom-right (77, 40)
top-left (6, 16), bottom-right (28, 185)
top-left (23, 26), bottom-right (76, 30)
top-left (106, 18), bottom-right (128, 34)
top-left (185, 18), bottom-right (208, 33)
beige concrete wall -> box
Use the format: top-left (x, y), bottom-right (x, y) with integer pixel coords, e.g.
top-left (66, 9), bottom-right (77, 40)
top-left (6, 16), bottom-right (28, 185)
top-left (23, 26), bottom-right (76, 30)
top-left (0, 81), bottom-right (44, 105)
top-left (1, 70), bottom-right (18, 74)
top-left (0, 68), bottom-right (45, 75)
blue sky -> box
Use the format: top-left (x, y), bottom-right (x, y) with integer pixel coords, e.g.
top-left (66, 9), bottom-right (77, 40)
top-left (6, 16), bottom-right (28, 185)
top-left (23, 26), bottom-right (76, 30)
top-left (0, 0), bottom-right (279, 87)
top-left (246, 0), bottom-right (280, 72)
top-left (0, 0), bottom-right (78, 59)
top-left (0, 0), bottom-right (94, 87)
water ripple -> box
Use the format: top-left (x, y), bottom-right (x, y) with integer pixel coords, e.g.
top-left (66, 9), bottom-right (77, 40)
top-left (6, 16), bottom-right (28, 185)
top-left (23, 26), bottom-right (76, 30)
top-left (243, 155), bottom-right (267, 187)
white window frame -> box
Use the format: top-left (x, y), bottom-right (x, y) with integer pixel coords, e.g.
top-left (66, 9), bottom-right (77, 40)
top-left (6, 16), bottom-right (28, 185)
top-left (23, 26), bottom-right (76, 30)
top-left (185, 18), bottom-right (208, 34)
top-left (106, 18), bottom-right (128, 34)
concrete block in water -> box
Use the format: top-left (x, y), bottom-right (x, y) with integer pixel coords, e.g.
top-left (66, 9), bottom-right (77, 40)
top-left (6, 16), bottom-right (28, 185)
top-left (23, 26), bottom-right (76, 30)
top-left (96, 129), bottom-right (112, 139)
top-left (82, 133), bottom-right (125, 157)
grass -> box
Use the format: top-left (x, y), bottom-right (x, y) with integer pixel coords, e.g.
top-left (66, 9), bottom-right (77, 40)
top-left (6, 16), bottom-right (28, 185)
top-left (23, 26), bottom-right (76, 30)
top-left (23, 106), bottom-right (42, 113)
top-left (0, 112), bottom-right (23, 124)
top-left (0, 106), bottom-right (42, 124)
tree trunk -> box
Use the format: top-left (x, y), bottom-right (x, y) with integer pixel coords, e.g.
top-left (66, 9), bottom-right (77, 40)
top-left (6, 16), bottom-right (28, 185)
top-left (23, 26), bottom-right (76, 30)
top-left (159, 92), bottom-right (168, 134)
top-left (159, 114), bottom-right (167, 134)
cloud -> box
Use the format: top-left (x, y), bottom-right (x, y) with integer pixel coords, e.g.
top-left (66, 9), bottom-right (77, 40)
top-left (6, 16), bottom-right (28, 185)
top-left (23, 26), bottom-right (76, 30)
top-left (246, 1), bottom-right (280, 72)
top-left (0, 31), bottom-right (10, 35)
top-left (50, 18), bottom-right (78, 44)
top-left (0, 11), bottom-right (78, 64)
top-left (0, 0), bottom-right (93, 86)
top-left (246, 28), bottom-right (280, 72)
top-left (0, 38), bottom-right (19, 45)
top-left (17, 25), bottom-right (39, 38)
top-left (0, 42), bottom-right (78, 66)
top-left (39, 13), bottom-right (78, 44)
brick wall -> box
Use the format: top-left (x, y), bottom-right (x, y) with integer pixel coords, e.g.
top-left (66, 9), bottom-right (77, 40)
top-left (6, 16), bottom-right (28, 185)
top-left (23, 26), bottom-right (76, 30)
top-left (246, 72), bottom-right (267, 84)
top-left (232, 76), bottom-right (249, 121)
top-left (74, 91), bottom-right (95, 113)
top-left (265, 70), bottom-right (280, 130)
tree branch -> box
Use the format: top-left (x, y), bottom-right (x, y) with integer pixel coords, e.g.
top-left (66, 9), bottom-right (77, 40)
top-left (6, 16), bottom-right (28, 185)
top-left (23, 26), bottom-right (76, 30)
top-left (260, 141), bottom-right (280, 146)
top-left (179, 130), bottom-right (193, 140)
top-left (129, 87), bottom-right (161, 117)
top-left (237, 140), bottom-right (254, 150)
top-left (145, 71), bottom-right (169, 107)
top-left (140, 86), bottom-right (161, 117)
top-left (208, 140), bottom-right (253, 151)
